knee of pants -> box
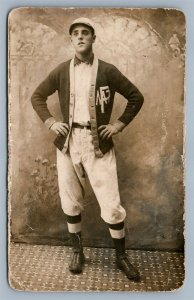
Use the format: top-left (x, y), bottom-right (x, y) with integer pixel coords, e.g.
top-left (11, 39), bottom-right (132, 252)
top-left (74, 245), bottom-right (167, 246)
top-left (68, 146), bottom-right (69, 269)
top-left (61, 204), bottom-right (82, 217)
top-left (60, 199), bottom-right (83, 217)
top-left (101, 206), bottom-right (126, 224)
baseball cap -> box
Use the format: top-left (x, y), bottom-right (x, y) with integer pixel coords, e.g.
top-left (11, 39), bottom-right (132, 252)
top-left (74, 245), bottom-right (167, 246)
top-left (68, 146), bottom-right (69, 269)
top-left (69, 17), bottom-right (95, 35)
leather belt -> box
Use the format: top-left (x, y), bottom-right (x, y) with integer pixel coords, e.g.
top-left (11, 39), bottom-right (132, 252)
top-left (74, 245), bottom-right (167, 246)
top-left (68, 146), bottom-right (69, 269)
top-left (72, 123), bottom-right (91, 130)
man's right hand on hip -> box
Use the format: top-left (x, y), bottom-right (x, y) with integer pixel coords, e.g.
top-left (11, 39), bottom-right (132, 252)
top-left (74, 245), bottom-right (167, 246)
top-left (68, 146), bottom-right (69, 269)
top-left (50, 122), bottom-right (69, 136)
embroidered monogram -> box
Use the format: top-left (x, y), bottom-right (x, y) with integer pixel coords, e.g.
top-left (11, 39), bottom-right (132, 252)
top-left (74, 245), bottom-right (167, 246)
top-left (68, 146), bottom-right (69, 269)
top-left (96, 86), bottom-right (110, 113)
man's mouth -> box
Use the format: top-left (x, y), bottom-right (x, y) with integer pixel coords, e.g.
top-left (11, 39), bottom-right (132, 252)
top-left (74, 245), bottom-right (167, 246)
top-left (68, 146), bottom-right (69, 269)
top-left (78, 42), bottom-right (85, 45)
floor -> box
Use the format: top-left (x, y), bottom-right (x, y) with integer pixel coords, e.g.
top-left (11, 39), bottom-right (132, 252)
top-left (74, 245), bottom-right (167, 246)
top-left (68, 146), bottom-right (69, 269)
top-left (9, 242), bottom-right (184, 292)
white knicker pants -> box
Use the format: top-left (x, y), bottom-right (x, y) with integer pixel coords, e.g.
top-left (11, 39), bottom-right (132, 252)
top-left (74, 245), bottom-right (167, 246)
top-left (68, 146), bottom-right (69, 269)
top-left (56, 127), bottom-right (126, 224)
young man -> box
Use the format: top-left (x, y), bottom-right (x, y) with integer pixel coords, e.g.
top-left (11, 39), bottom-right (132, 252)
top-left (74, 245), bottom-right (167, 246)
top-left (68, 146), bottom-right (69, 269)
top-left (31, 17), bottom-right (144, 281)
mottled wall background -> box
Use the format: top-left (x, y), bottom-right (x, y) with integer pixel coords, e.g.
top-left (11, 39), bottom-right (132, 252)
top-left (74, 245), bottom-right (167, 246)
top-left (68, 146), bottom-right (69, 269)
top-left (9, 8), bottom-right (185, 250)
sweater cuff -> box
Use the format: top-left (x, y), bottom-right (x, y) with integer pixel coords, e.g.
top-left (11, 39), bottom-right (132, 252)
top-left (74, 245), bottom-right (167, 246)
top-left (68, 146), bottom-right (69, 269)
top-left (44, 117), bottom-right (56, 129)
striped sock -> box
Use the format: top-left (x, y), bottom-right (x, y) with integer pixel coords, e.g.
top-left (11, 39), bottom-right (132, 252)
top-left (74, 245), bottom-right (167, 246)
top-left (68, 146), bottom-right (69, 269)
top-left (108, 221), bottom-right (125, 239)
top-left (66, 214), bottom-right (82, 233)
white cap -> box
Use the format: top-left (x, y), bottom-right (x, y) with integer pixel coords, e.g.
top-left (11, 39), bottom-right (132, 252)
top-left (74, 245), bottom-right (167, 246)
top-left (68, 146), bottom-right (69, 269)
top-left (69, 17), bottom-right (95, 34)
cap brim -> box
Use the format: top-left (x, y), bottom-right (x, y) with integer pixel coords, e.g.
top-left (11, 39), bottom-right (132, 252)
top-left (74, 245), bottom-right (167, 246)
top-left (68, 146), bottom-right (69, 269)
top-left (69, 23), bottom-right (95, 35)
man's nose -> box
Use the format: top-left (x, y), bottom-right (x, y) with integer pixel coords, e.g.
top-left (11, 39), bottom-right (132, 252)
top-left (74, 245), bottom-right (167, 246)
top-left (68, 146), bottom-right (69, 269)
top-left (78, 33), bottom-right (83, 39)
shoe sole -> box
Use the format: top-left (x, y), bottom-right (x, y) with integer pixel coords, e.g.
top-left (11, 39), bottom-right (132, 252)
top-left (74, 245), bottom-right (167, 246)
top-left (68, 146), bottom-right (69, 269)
top-left (69, 268), bottom-right (83, 274)
top-left (117, 264), bottom-right (141, 281)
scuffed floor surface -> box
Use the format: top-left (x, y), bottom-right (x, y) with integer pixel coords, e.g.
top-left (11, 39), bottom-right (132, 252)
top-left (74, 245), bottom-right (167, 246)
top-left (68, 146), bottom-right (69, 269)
top-left (9, 243), bottom-right (184, 292)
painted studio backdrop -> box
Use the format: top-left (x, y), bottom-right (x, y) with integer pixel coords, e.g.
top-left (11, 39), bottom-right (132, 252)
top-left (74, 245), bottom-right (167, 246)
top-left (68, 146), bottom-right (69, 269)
top-left (9, 8), bottom-right (185, 250)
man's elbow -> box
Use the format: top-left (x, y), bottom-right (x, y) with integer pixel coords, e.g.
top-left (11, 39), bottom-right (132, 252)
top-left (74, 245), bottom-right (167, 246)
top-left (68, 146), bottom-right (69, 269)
top-left (31, 93), bottom-right (36, 108)
top-left (138, 92), bottom-right (144, 109)
top-left (31, 90), bottom-right (40, 110)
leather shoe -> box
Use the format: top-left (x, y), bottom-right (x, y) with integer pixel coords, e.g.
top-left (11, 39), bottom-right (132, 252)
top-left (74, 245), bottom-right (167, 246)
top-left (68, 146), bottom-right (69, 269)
top-left (69, 251), bottom-right (85, 274)
top-left (116, 254), bottom-right (140, 281)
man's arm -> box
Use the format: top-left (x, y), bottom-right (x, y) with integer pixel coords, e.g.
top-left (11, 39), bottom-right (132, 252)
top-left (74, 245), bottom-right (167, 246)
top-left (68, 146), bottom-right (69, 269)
top-left (111, 65), bottom-right (144, 127)
top-left (99, 64), bottom-right (144, 140)
top-left (31, 69), bottom-right (58, 126)
top-left (31, 68), bottom-right (69, 136)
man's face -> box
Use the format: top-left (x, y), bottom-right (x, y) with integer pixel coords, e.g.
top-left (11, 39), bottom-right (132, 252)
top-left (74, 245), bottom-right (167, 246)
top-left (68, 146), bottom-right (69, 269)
top-left (70, 25), bottom-right (96, 54)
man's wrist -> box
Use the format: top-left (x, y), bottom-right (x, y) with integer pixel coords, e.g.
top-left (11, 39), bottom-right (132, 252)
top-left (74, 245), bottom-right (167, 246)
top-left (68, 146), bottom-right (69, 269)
top-left (113, 120), bottom-right (126, 132)
top-left (44, 117), bottom-right (56, 129)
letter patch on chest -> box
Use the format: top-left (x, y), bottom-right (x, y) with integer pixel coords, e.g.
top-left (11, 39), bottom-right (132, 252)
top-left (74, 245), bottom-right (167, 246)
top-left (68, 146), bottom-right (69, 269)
top-left (96, 86), bottom-right (110, 113)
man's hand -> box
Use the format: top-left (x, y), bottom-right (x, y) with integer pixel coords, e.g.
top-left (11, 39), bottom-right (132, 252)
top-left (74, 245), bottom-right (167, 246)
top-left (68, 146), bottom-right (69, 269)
top-left (50, 122), bottom-right (69, 136)
top-left (98, 124), bottom-right (119, 140)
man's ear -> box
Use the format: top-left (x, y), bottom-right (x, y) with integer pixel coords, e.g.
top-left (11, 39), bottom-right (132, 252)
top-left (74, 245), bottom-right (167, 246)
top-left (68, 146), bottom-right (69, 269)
top-left (69, 35), bottom-right (72, 42)
top-left (92, 34), bottom-right (96, 43)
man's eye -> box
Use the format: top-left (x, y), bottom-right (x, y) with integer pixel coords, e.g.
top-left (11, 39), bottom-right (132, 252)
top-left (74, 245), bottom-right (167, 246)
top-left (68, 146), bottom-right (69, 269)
top-left (83, 31), bottom-right (89, 35)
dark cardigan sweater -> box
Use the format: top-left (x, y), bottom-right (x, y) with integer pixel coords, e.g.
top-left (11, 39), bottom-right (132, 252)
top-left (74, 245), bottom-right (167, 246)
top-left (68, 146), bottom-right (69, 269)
top-left (31, 58), bottom-right (144, 156)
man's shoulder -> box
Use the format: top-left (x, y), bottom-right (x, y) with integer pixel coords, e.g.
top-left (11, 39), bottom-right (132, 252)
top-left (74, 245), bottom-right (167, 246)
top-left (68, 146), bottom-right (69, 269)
top-left (98, 59), bottom-right (117, 70)
top-left (49, 59), bottom-right (71, 75)
top-left (98, 59), bottom-right (120, 77)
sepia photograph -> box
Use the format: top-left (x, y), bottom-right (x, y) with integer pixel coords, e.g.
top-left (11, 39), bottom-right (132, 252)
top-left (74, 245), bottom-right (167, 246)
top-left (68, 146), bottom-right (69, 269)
top-left (8, 7), bottom-right (185, 292)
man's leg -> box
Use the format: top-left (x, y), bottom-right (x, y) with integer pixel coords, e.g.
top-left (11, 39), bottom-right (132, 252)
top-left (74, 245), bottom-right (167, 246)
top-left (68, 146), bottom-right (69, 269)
top-left (84, 145), bottom-right (140, 280)
top-left (66, 213), bottom-right (85, 274)
top-left (108, 221), bottom-right (140, 281)
top-left (56, 148), bottom-right (85, 274)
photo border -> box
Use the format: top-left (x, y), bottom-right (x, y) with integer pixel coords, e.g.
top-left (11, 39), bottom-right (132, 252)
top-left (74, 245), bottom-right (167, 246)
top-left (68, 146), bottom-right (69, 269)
top-left (1, 0), bottom-right (194, 299)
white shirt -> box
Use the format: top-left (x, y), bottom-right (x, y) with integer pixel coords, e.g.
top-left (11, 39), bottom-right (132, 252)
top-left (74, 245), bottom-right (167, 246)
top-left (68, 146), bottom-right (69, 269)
top-left (73, 62), bottom-right (92, 125)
